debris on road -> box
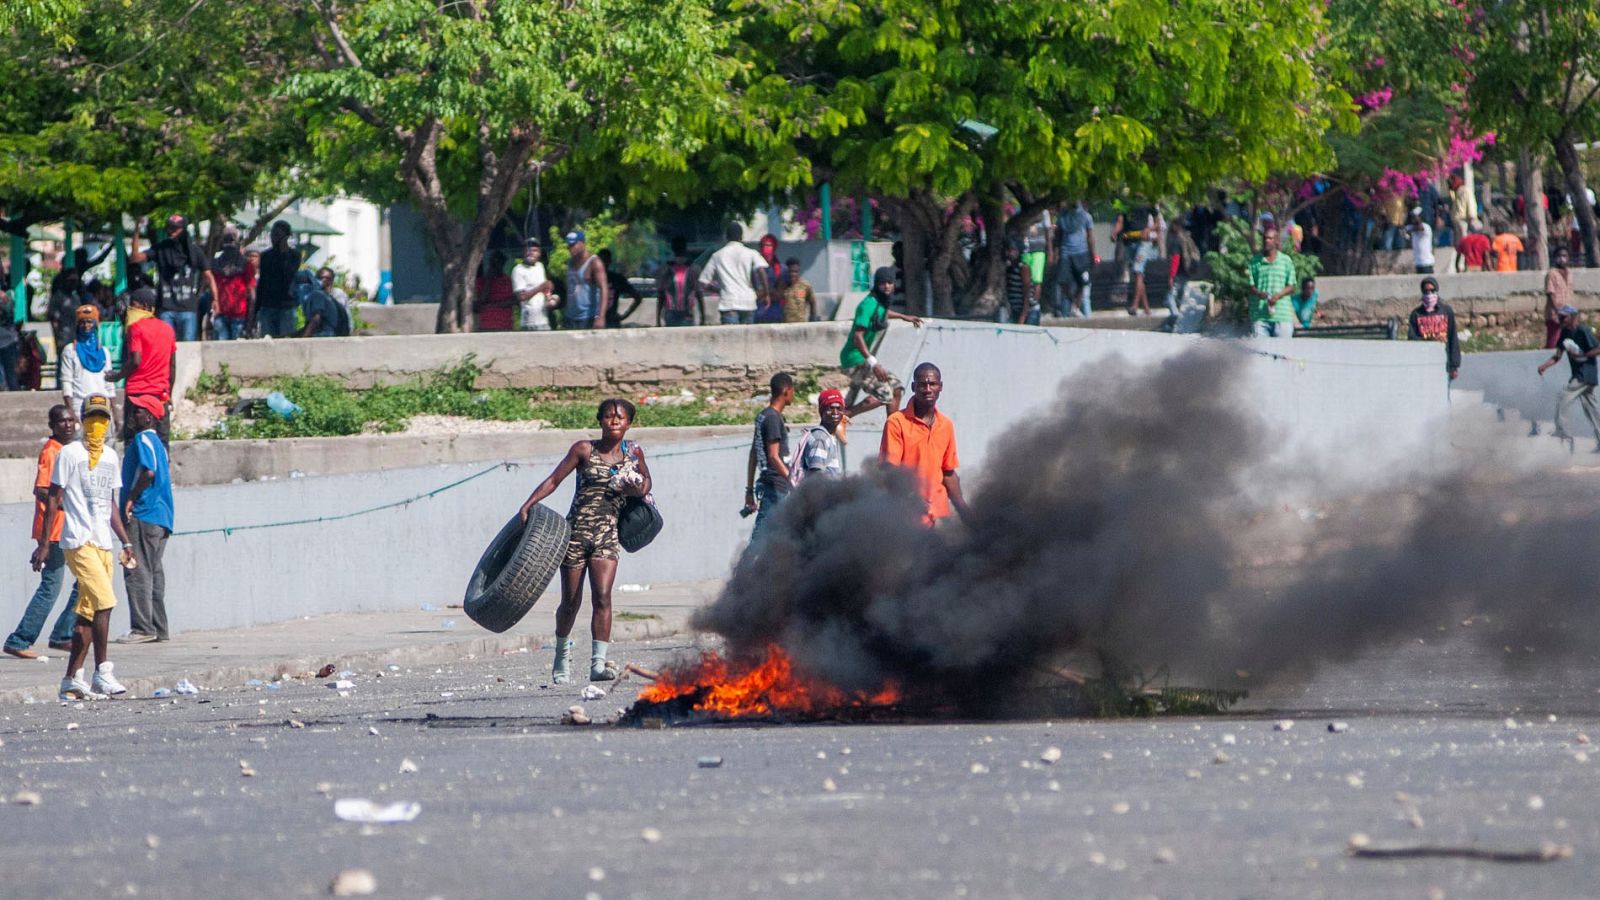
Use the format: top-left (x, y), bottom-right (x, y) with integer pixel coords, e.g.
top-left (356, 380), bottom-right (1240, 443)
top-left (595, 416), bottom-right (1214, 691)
top-left (11, 790), bottom-right (42, 806)
top-left (581, 685), bottom-right (607, 701)
top-left (174, 679), bottom-right (199, 695)
top-left (399, 759), bottom-right (418, 775)
top-left (316, 664), bottom-right (337, 679)
top-left (561, 705), bottom-right (591, 726)
top-left (1347, 833), bottom-right (1573, 863)
top-left (239, 759), bottom-right (256, 777)
top-left (1274, 720), bottom-right (1295, 731)
top-left (329, 868), bottom-right (378, 896)
top-left (641, 827), bottom-right (662, 844)
top-left (1039, 746), bottom-right (1062, 764)
top-left (329, 680), bottom-right (354, 691)
top-left (333, 799), bottom-right (421, 824)
top-left (697, 756), bottom-right (723, 768)
top-left (288, 719), bottom-right (306, 729)
top-left (1328, 722), bottom-right (1349, 733)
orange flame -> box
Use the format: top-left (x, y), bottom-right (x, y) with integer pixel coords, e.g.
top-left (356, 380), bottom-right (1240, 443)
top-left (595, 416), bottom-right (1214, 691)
top-left (639, 645), bottom-right (900, 718)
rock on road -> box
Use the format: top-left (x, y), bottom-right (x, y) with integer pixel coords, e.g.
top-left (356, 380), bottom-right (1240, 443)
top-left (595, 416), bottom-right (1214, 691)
top-left (1, 636), bottom-right (1597, 898)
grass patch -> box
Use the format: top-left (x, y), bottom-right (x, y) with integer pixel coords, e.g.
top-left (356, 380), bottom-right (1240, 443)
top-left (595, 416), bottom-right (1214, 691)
top-left (1460, 329), bottom-right (1547, 354)
top-left (192, 357), bottom-right (815, 439)
top-left (614, 611), bottom-right (661, 622)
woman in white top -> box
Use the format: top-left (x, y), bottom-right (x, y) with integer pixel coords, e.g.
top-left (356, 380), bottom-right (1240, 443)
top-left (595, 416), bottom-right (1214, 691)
top-left (58, 304), bottom-right (114, 412)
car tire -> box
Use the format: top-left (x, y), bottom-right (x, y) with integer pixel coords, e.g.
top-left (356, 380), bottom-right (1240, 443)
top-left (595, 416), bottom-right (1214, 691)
top-left (463, 505), bottom-right (570, 633)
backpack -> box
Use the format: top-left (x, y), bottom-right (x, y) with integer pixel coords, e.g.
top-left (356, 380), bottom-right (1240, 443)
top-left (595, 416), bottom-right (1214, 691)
top-left (332, 300), bottom-right (352, 337)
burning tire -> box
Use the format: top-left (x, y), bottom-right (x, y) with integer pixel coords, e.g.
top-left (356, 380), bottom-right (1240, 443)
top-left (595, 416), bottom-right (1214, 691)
top-left (464, 506), bottom-right (569, 633)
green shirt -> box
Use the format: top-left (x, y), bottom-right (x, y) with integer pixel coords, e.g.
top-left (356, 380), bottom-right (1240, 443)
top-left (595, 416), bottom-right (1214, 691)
top-left (1248, 252), bottom-right (1297, 323)
top-left (840, 294), bottom-right (889, 369)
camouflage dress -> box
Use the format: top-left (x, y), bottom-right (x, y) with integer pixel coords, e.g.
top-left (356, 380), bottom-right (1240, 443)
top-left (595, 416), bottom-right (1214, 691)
top-left (562, 444), bottom-right (634, 567)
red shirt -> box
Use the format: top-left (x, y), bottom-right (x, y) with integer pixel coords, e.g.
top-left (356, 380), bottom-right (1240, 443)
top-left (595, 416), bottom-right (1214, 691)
top-left (474, 274), bottom-right (517, 331)
top-left (125, 317), bottom-right (176, 400)
top-left (1457, 232), bottom-right (1491, 268)
top-left (214, 267), bottom-right (255, 319)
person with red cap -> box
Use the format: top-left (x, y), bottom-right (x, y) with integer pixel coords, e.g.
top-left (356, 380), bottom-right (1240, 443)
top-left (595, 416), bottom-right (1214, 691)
top-left (792, 388), bottom-right (847, 485)
top-left (110, 287), bottom-right (176, 444)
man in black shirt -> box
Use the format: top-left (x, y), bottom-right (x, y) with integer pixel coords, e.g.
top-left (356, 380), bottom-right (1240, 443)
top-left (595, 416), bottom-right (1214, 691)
top-left (255, 221), bottom-right (303, 338)
top-left (1538, 304), bottom-right (1600, 450)
top-left (132, 215), bottom-right (216, 342)
top-left (1406, 276), bottom-right (1460, 380)
top-left (743, 371), bottom-right (795, 540)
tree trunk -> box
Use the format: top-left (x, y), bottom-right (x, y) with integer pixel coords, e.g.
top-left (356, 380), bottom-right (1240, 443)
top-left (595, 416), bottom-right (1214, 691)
top-left (958, 190), bottom-right (1008, 315)
top-left (1521, 146), bottom-right (1547, 269)
top-left (896, 207), bottom-right (930, 318)
top-left (1553, 131), bottom-right (1599, 267)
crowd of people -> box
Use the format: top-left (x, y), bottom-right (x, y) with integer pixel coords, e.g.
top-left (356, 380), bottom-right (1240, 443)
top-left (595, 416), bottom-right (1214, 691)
top-left (472, 224), bottom-right (821, 332)
top-left (0, 216), bottom-right (355, 391)
top-left (7, 393), bottom-right (174, 701)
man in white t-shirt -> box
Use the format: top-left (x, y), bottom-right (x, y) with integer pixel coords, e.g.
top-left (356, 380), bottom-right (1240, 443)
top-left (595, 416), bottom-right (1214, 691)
top-left (1407, 207), bottom-right (1436, 274)
top-left (31, 396), bottom-right (134, 700)
top-left (512, 239), bottom-right (556, 331)
top-left (699, 223), bottom-right (770, 325)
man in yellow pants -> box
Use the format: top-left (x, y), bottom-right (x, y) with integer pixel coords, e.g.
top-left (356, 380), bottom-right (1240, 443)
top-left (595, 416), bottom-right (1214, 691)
top-left (30, 396), bottom-right (136, 700)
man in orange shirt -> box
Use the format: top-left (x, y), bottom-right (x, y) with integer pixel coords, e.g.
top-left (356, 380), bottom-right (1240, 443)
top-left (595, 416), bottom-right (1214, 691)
top-left (880, 362), bottom-right (972, 524)
top-left (3, 405), bottom-right (80, 658)
top-left (1491, 222), bottom-right (1524, 273)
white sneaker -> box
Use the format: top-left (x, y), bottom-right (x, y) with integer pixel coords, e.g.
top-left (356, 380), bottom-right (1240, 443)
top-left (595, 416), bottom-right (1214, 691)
top-left (91, 661), bottom-right (127, 696)
top-left (59, 674), bottom-right (106, 701)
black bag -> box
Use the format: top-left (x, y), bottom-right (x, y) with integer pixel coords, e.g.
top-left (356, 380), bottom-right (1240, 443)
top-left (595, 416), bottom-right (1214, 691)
top-left (332, 299), bottom-right (353, 337)
top-left (614, 438), bottom-right (662, 552)
top-left (618, 494), bottom-right (663, 552)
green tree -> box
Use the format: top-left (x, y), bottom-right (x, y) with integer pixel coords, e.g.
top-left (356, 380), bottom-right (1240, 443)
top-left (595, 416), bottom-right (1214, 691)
top-left (1338, 0), bottom-right (1600, 266)
top-left (1465, 0), bottom-right (1600, 266)
top-left (291, 0), bottom-right (731, 332)
top-left (731, 0), bottom-right (1352, 314)
top-left (0, 0), bottom-right (308, 234)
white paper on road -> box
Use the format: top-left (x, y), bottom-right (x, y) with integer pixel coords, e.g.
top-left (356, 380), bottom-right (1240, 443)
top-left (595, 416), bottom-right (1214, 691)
top-left (334, 799), bottom-right (421, 824)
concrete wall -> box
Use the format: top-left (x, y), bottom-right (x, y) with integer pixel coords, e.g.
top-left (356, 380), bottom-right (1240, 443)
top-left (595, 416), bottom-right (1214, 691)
top-left (197, 322), bottom-right (851, 391)
top-left (1313, 269), bottom-right (1600, 326)
top-left (355, 302), bottom-right (437, 336)
top-left (872, 321), bottom-right (1451, 479)
top-left (1454, 349), bottom-right (1564, 427)
top-left (0, 323), bottom-right (1451, 635)
top-left (167, 426), bottom-right (748, 486)
top-left (0, 432), bottom-right (763, 634)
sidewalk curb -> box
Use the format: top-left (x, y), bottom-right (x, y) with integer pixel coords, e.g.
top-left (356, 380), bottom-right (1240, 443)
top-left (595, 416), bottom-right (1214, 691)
top-left (0, 617), bottom-right (688, 705)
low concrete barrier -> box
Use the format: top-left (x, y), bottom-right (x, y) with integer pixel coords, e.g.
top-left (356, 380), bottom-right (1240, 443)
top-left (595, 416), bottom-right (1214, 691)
top-left (198, 322), bottom-right (851, 392)
top-left (1313, 269), bottom-right (1600, 327)
top-left (166, 425), bottom-right (748, 486)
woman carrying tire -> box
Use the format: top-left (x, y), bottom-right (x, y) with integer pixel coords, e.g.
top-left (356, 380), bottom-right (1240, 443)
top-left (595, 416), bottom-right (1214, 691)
top-left (518, 399), bottom-right (652, 683)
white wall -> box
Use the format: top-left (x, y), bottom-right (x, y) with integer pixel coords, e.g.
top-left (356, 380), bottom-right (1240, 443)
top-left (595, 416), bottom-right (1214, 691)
top-left (297, 198), bottom-right (385, 297)
top-left (0, 324), bottom-right (1450, 634)
top-left (873, 322), bottom-right (1450, 481)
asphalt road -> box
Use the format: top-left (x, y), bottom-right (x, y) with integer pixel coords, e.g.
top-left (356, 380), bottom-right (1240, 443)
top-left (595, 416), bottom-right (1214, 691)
top-left (1, 636), bottom-right (1597, 899)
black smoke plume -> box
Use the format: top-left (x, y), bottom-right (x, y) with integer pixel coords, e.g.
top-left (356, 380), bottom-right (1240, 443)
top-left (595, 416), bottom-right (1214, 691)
top-left (690, 347), bottom-right (1600, 709)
